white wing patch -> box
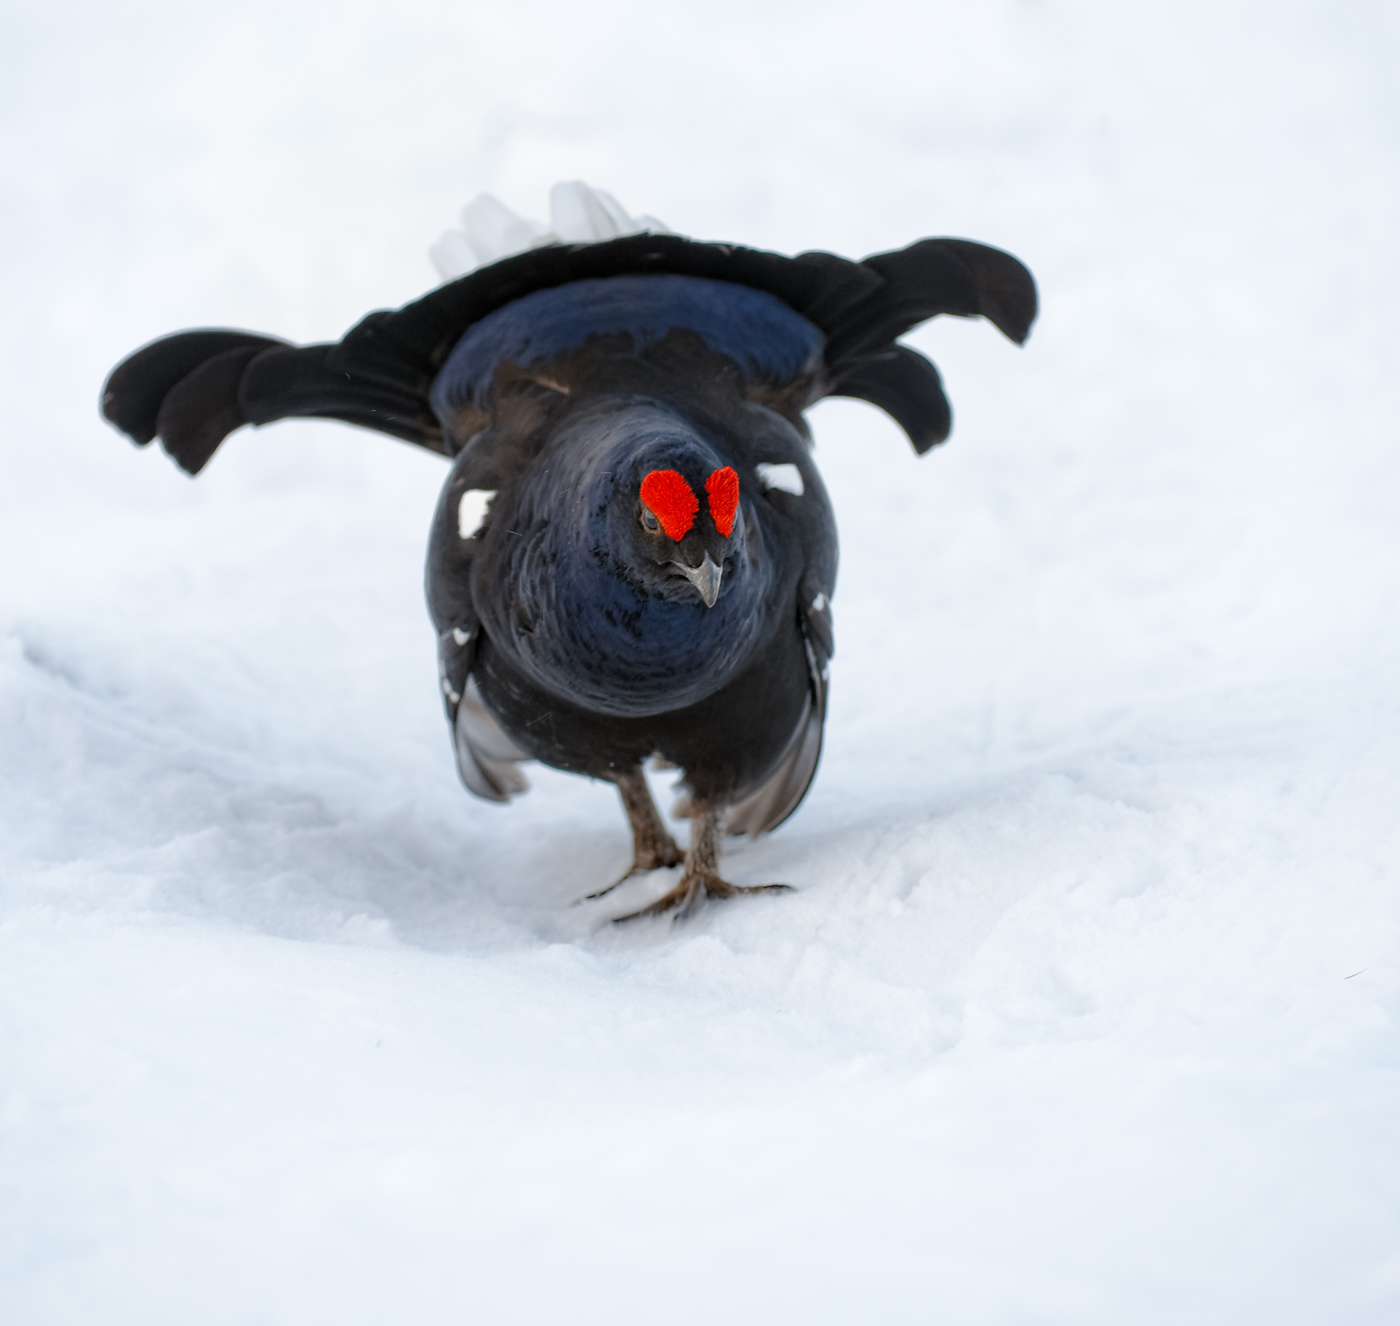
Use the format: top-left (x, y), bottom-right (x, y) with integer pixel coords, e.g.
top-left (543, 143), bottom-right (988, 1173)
top-left (431, 182), bottom-right (671, 283)
top-left (458, 489), bottom-right (494, 540)
top-left (756, 462), bottom-right (805, 496)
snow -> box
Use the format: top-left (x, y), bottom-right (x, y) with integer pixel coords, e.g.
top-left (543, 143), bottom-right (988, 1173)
top-left (2, 1), bottom-right (1399, 1322)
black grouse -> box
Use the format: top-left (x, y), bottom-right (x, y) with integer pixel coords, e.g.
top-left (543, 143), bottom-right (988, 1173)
top-left (102, 221), bottom-right (1036, 918)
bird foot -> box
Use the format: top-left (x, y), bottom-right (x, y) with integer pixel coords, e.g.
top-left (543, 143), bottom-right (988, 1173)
top-left (612, 869), bottom-right (791, 922)
top-left (582, 839), bottom-right (684, 901)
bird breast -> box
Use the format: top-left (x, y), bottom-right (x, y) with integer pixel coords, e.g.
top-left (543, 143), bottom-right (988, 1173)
top-left (471, 421), bottom-right (785, 718)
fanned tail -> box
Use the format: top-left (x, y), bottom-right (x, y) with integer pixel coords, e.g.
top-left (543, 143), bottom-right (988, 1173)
top-left (102, 231), bottom-right (1036, 473)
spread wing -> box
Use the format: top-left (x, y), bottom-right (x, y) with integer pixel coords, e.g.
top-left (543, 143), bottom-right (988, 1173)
top-left (102, 233), bottom-right (1036, 473)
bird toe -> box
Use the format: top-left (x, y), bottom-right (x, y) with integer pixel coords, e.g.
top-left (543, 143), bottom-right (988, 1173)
top-left (581, 839), bottom-right (685, 903)
top-left (611, 871), bottom-right (791, 922)
top-left (611, 874), bottom-right (703, 923)
top-left (700, 877), bottom-right (794, 901)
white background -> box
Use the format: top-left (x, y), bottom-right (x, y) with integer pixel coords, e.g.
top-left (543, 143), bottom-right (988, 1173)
top-left (2, 1), bottom-right (1397, 1321)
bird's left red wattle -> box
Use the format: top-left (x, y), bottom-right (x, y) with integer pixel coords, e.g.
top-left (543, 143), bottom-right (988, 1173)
top-left (706, 466), bottom-right (739, 537)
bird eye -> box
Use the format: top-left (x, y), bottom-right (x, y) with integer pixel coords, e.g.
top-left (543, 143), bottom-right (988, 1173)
top-left (639, 505), bottom-right (661, 534)
top-left (639, 470), bottom-right (698, 539)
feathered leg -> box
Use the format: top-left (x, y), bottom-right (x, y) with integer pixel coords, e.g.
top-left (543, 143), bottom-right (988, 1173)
top-left (612, 805), bottom-right (791, 921)
top-left (585, 767), bottom-right (683, 900)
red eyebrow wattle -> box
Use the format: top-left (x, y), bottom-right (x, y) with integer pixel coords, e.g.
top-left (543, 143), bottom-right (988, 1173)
top-left (640, 469), bottom-right (699, 540)
top-left (706, 466), bottom-right (739, 538)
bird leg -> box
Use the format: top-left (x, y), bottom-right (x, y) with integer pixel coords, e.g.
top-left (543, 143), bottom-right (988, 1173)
top-left (612, 805), bottom-right (791, 922)
top-left (584, 767), bottom-right (684, 900)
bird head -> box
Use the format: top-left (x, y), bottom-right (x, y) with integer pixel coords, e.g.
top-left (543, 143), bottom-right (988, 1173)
top-left (545, 400), bottom-right (754, 613)
top-left (631, 464), bottom-right (741, 608)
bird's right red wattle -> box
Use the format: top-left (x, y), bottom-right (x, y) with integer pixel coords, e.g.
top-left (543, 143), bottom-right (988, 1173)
top-left (640, 469), bottom-right (699, 540)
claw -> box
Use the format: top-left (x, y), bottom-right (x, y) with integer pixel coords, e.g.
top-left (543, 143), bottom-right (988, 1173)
top-left (577, 766), bottom-right (684, 903)
top-left (612, 871), bottom-right (791, 922)
top-left (582, 880), bottom-right (626, 903)
top-left (580, 848), bottom-right (682, 903)
top-left (595, 793), bottom-right (793, 921)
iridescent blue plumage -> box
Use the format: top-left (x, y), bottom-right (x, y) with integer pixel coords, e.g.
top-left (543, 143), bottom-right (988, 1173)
top-left (428, 274), bottom-right (825, 425)
top-left (468, 401), bottom-right (792, 717)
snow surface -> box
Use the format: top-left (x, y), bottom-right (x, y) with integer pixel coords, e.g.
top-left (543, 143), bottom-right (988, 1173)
top-left (3, 1), bottom-right (1399, 1322)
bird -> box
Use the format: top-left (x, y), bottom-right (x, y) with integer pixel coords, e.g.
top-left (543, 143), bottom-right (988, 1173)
top-left (101, 185), bottom-right (1036, 919)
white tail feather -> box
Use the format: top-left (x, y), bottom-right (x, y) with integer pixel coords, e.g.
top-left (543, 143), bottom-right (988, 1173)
top-left (430, 181), bottom-right (671, 283)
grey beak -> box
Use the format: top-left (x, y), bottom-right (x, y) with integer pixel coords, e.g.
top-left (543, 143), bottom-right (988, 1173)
top-left (678, 553), bottom-right (723, 608)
